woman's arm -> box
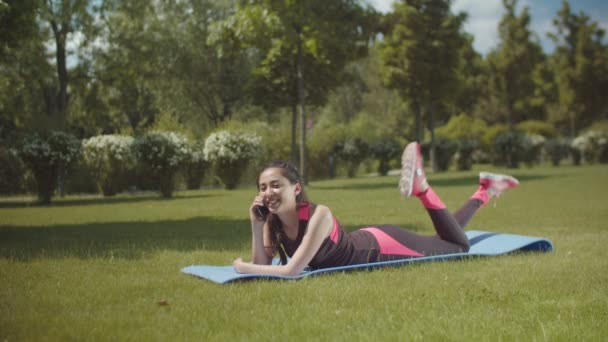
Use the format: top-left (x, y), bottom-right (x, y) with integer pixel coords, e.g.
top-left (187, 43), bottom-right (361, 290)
top-left (234, 205), bottom-right (334, 276)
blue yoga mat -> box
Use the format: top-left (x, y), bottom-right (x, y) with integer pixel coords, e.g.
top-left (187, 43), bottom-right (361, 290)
top-left (181, 230), bottom-right (553, 284)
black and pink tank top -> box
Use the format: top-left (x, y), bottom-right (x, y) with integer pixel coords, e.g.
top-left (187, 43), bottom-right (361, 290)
top-left (279, 202), bottom-right (382, 269)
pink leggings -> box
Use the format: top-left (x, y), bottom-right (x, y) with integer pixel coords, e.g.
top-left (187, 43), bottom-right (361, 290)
top-left (362, 187), bottom-right (488, 260)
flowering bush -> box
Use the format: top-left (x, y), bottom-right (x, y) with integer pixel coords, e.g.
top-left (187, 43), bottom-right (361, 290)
top-left (370, 138), bottom-right (401, 176)
top-left (421, 138), bottom-right (458, 172)
top-left (82, 135), bottom-right (135, 196)
top-left (333, 138), bottom-right (369, 178)
top-left (18, 131), bottom-right (81, 204)
top-left (204, 130), bottom-right (261, 189)
top-left (132, 131), bottom-right (190, 197)
top-left (183, 139), bottom-right (209, 190)
top-left (455, 139), bottom-right (479, 171)
top-left (571, 130), bottom-right (608, 164)
top-left (521, 134), bottom-right (546, 167)
top-left (544, 139), bottom-right (570, 166)
top-left (494, 130), bottom-right (526, 168)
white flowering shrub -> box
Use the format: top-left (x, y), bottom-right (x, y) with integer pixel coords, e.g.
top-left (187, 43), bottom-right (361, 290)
top-left (82, 135), bottom-right (135, 196)
top-left (571, 130), bottom-right (608, 163)
top-left (183, 139), bottom-right (209, 190)
top-left (18, 131), bottom-right (81, 204)
top-left (521, 133), bottom-right (546, 167)
top-left (132, 131), bottom-right (190, 198)
top-left (204, 130), bottom-right (261, 189)
top-left (544, 139), bottom-right (570, 166)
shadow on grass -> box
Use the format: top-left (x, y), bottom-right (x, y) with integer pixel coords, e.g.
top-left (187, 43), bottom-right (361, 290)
top-left (0, 216), bottom-right (249, 261)
top-left (0, 192), bottom-right (219, 209)
top-left (313, 174), bottom-right (553, 191)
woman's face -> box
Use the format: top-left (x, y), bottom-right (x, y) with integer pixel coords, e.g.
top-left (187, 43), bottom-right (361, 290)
top-left (258, 168), bottom-right (301, 215)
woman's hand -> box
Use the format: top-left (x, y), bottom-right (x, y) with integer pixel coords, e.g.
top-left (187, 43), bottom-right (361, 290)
top-left (249, 195), bottom-right (267, 223)
top-left (233, 257), bottom-right (246, 273)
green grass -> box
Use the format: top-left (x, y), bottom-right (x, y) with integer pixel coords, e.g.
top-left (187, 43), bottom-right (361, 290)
top-left (1, 164), bottom-right (607, 341)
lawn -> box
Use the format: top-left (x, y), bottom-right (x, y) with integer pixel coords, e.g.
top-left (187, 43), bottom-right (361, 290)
top-left (1, 164), bottom-right (607, 341)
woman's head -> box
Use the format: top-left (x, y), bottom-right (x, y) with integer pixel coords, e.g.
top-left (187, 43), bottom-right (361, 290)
top-left (257, 160), bottom-right (307, 208)
top-left (258, 161), bottom-right (306, 265)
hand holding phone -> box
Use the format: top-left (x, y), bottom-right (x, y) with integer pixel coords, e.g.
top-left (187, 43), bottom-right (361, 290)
top-left (255, 206), bottom-right (269, 221)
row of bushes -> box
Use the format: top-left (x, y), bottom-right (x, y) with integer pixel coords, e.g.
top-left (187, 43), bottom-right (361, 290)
top-left (2, 121), bottom-right (607, 203)
top-left (1, 130), bottom-right (261, 203)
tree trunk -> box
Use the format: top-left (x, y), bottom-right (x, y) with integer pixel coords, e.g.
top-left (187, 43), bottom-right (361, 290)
top-left (291, 104), bottom-right (298, 165)
top-left (428, 104), bottom-right (437, 172)
top-left (413, 99), bottom-right (422, 143)
top-left (297, 35), bottom-right (307, 184)
top-left (50, 19), bottom-right (69, 126)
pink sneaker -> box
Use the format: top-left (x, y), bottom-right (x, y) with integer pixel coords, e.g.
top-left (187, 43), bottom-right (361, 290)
top-left (399, 142), bottom-right (428, 197)
top-left (479, 172), bottom-right (519, 198)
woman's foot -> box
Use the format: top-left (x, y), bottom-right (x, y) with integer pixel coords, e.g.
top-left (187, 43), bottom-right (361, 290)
top-left (479, 172), bottom-right (519, 198)
top-left (399, 142), bottom-right (429, 197)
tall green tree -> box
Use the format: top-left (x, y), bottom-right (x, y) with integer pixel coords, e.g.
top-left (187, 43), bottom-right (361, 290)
top-left (40, 0), bottom-right (95, 127)
top-left (547, 0), bottom-right (608, 136)
top-left (484, 0), bottom-right (544, 167)
top-left (94, 0), bottom-right (162, 134)
top-left (155, 0), bottom-right (252, 131)
top-left (215, 0), bottom-right (377, 182)
top-left (0, 0), bottom-right (49, 137)
top-left (380, 0), bottom-right (466, 171)
top-left (1, 0), bottom-right (96, 137)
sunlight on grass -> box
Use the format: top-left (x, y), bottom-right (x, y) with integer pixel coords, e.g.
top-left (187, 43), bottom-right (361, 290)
top-left (1, 164), bottom-right (607, 340)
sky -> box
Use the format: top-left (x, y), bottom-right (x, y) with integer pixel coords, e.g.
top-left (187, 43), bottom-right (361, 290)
top-left (368, 0), bottom-right (608, 55)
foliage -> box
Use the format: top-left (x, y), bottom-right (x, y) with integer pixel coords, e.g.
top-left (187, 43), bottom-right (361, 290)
top-left (544, 138), bottom-right (570, 166)
top-left (494, 130), bottom-right (526, 168)
top-left (521, 133), bottom-right (546, 167)
top-left (548, 1), bottom-right (608, 135)
top-left (182, 139), bottom-right (209, 190)
top-left (455, 139), bottom-right (479, 171)
top-left (203, 130), bottom-right (261, 189)
top-left (214, 0), bottom-right (377, 182)
top-left (370, 138), bottom-right (401, 176)
top-left (380, 0), bottom-right (468, 171)
top-left (487, 0), bottom-right (545, 125)
top-left (333, 138), bottom-right (369, 178)
top-left (421, 138), bottom-right (458, 172)
top-left (17, 131), bottom-right (81, 203)
top-left (571, 130), bottom-right (608, 164)
top-left (307, 121), bottom-right (349, 179)
top-left (434, 114), bottom-right (486, 170)
top-left (2, 0), bottom-right (608, 186)
top-left (132, 131), bottom-right (190, 198)
top-left (81, 135), bottom-right (135, 196)
top-left (480, 124), bottom-right (509, 159)
top-left (0, 144), bottom-right (26, 194)
top-left (435, 113), bottom-right (487, 141)
top-left (515, 120), bottom-right (557, 138)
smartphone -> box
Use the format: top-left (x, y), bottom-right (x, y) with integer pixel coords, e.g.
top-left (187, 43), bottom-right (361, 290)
top-left (256, 206), bottom-right (269, 221)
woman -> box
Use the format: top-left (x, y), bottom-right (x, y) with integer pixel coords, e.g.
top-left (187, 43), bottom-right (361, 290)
top-left (233, 142), bottom-right (519, 276)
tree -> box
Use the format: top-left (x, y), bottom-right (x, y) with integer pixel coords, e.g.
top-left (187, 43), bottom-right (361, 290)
top-left (548, 0), bottom-right (608, 136)
top-left (0, 0), bottom-right (49, 137)
top-left (156, 0), bottom-right (253, 130)
top-left (40, 0), bottom-right (95, 127)
top-left (215, 0), bottom-right (377, 182)
top-left (485, 0), bottom-right (544, 167)
top-left (380, 0), bottom-right (466, 171)
top-left (92, 0), bottom-right (162, 135)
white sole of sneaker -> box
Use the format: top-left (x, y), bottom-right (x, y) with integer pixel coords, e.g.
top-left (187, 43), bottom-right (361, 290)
top-left (479, 172), bottom-right (520, 186)
top-left (400, 143), bottom-right (417, 197)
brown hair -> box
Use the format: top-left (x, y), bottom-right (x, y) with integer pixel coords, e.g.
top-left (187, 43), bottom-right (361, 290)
top-left (258, 161), bottom-right (307, 264)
